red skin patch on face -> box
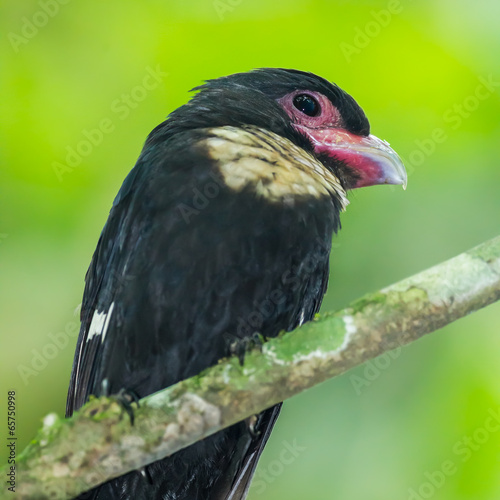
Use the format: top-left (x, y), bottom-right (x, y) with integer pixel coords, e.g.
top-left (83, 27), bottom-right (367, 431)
top-left (278, 91), bottom-right (406, 189)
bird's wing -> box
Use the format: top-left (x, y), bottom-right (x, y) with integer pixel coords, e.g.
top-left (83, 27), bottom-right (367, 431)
top-left (66, 165), bottom-right (142, 416)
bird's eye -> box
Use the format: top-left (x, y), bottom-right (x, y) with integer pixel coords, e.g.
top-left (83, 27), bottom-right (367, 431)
top-left (292, 94), bottom-right (320, 117)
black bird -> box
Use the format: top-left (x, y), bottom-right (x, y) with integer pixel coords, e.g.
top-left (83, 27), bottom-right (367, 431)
top-left (66, 68), bottom-right (406, 499)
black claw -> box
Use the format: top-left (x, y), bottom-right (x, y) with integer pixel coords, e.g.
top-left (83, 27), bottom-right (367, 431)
top-left (236, 342), bottom-right (246, 366)
top-left (113, 388), bottom-right (140, 426)
top-left (252, 332), bottom-right (266, 348)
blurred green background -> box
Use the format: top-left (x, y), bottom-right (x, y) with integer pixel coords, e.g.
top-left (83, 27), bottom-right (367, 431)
top-left (1, 0), bottom-right (499, 498)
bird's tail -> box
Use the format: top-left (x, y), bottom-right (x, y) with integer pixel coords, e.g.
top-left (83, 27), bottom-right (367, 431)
top-left (211, 404), bottom-right (282, 500)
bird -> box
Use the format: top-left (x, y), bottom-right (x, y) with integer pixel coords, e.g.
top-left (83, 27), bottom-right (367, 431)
top-left (66, 68), bottom-right (406, 499)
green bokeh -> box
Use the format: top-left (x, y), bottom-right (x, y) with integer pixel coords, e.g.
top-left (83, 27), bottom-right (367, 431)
top-left (1, 1), bottom-right (499, 498)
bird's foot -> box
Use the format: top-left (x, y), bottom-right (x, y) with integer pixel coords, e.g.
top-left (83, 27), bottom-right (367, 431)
top-left (227, 332), bottom-right (266, 366)
top-left (112, 388), bottom-right (141, 426)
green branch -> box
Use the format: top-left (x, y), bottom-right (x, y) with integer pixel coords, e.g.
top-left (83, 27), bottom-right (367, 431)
top-left (3, 236), bottom-right (500, 500)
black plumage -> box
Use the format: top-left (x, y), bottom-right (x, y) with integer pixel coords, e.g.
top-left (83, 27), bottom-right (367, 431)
top-left (66, 68), bottom-right (405, 499)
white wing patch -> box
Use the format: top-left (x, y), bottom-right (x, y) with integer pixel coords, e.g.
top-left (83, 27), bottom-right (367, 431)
top-left (87, 302), bottom-right (115, 344)
top-left (298, 309), bottom-right (306, 327)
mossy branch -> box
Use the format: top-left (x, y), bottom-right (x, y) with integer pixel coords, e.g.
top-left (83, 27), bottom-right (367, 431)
top-left (3, 236), bottom-right (500, 500)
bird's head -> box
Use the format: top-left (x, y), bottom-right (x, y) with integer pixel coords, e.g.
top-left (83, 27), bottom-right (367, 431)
top-left (153, 68), bottom-right (406, 193)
